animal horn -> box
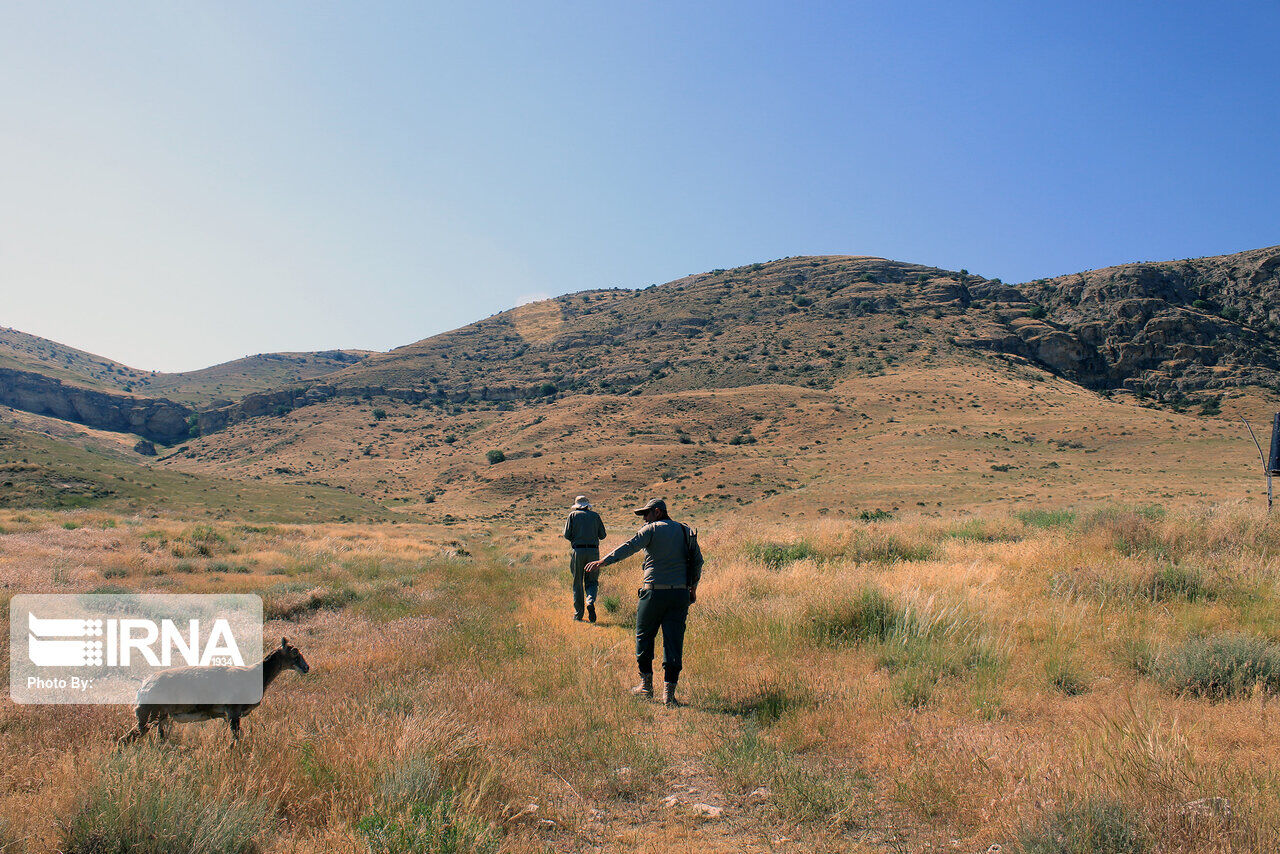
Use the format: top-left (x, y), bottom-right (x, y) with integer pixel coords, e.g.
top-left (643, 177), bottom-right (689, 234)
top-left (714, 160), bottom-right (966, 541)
top-left (281, 637), bottom-right (289, 648)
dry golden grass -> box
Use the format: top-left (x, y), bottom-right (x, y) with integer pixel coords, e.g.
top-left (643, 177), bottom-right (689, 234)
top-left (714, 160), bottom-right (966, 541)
top-left (2, 502), bottom-right (1280, 852)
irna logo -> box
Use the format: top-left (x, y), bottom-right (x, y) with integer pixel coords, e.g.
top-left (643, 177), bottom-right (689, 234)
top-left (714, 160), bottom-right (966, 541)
top-left (27, 613), bottom-right (245, 668)
top-left (10, 593), bottom-right (262, 705)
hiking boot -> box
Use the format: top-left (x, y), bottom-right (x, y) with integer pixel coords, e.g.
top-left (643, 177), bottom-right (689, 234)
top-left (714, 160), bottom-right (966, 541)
top-left (587, 603), bottom-right (596, 623)
top-left (631, 673), bottom-right (654, 699)
top-left (573, 614), bottom-right (583, 622)
top-left (662, 682), bottom-right (681, 707)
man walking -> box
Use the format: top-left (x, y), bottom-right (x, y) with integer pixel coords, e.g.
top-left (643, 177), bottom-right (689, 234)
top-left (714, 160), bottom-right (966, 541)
top-left (563, 495), bottom-right (607, 622)
top-left (585, 499), bottom-right (703, 706)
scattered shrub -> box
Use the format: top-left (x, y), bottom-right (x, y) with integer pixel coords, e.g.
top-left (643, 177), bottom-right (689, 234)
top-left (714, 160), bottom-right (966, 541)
top-left (1154, 633), bottom-right (1280, 700)
top-left (263, 586), bottom-right (361, 621)
top-left (485, 450), bottom-right (506, 465)
top-left (944, 519), bottom-right (1018, 542)
top-left (857, 508), bottom-right (893, 522)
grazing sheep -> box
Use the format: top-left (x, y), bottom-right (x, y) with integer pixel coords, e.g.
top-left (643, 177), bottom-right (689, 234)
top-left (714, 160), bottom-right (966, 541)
top-left (118, 637), bottom-right (309, 746)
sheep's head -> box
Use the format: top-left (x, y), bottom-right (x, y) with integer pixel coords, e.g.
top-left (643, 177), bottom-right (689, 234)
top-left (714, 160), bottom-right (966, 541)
top-left (279, 637), bottom-right (310, 674)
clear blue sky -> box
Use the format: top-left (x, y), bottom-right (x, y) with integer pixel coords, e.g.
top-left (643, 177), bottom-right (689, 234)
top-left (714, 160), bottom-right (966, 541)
top-left (2, 1), bottom-right (1277, 371)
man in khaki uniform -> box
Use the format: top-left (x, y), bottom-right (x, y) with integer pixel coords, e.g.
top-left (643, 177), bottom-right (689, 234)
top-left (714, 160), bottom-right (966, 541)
top-left (585, 498), bottom-right (702, 706)
top-left (563, 495), bottom-right (607, 622)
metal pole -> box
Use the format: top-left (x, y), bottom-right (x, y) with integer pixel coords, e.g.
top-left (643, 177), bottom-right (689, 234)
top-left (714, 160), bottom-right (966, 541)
top-left (1242, 418), bottom-right (1273, 511)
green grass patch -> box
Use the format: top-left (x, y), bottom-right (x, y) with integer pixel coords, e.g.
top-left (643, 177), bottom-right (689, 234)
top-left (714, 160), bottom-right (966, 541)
top-left (1153, 632), bottom-right (1280, 700)
top-left (358, 750), bottom-right (499, 854)
top-left (743, 540), bottom-right (821, 569)
top-left (263, 586), bottom-right (361, 621)
top-left (1017, 797), bottom-right (1147, 853)
top-left (1016, 508), bottom-right (1076, 529)
top-left (1045, 656), bottom-right (1090, 696)
top-left (806, 588), bottom-right (901, 645)
top-left (1145, 564), bottom-right (1211, 602)
top-left (60, 749), bottom-right (274, 854)
top-left (943, 519), bottom-right (1018, 542)
top-left (710, 727), bottom-right (870, 829)
top-left (355, 585), bottom-right (423, 622)
top-left (710, 680), bottom-right (814, 725)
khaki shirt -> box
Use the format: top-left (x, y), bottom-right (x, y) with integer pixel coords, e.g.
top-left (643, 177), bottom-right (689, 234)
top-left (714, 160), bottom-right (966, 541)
top-left (599, 519), bottom-right (688, 586)
top-left (563, 509), bottom-right (606, 548)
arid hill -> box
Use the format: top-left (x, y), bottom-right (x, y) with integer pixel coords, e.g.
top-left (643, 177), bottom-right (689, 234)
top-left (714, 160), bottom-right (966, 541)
top-left (0, 327), bottom-right (369, 406)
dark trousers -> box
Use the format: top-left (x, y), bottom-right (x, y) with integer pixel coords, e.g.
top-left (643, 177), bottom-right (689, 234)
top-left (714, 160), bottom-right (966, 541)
top-left (570, 547), bottom-right (599, 617)
top-left (635, 587), bottom-right (690, 684)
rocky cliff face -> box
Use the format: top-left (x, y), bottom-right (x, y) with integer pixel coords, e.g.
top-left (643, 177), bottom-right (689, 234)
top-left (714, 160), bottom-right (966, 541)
top-left (0, 368), bottom-right (193, 444)
top-left (1011, 246), bottom-right (1280, 396)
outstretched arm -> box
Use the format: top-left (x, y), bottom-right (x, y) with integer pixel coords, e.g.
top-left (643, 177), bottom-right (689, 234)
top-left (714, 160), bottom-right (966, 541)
top-left (584, 525), bottom-right (649, 573)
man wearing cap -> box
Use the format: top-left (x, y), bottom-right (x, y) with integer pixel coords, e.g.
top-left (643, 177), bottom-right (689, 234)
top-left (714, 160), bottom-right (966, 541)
top-left (563, 495), bottom-right (607, 622)
top-left (585, 498), bottom-right (703, 706)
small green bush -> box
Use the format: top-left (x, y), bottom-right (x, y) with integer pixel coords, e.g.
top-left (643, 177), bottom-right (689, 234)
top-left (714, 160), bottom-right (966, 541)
top-left (357, 794), bottom-right (497, 854)
top-left (1154, 633), bottom-right (1280, 699)
top-left (1018, 797), bottom-right (1147, 853)
top-left (843, 532), bottom-right (934, 563)
top-left (372, 408), bottom-right (388, 420)
top-left (944, 519), bottom-right (1018, 542)
top-left (857, 508), bottom-right (893, 522)
top-left (485, 450), bottom-right (506, 465)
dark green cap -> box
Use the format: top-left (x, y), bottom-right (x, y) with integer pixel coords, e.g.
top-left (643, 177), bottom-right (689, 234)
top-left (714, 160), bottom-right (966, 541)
top-left (633, 498), bottom-right (667, 516)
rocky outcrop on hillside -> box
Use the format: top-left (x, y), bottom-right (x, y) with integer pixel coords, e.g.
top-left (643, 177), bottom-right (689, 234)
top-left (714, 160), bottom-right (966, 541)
top-left (1007, 246), bottom-right (1280, 396)
top-left (0, 368), bottom-right (193, 444)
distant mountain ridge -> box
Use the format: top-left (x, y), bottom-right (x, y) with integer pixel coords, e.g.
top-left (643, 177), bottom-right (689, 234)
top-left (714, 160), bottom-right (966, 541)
top-left (0, 327), bottom-right (370, 405)
top-left (3, 245), bottom-right (1279, 445)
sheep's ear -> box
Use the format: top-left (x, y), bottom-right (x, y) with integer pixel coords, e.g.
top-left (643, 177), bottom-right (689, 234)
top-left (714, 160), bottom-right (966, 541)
top-left (281, 637), bottom-right (289, 648)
